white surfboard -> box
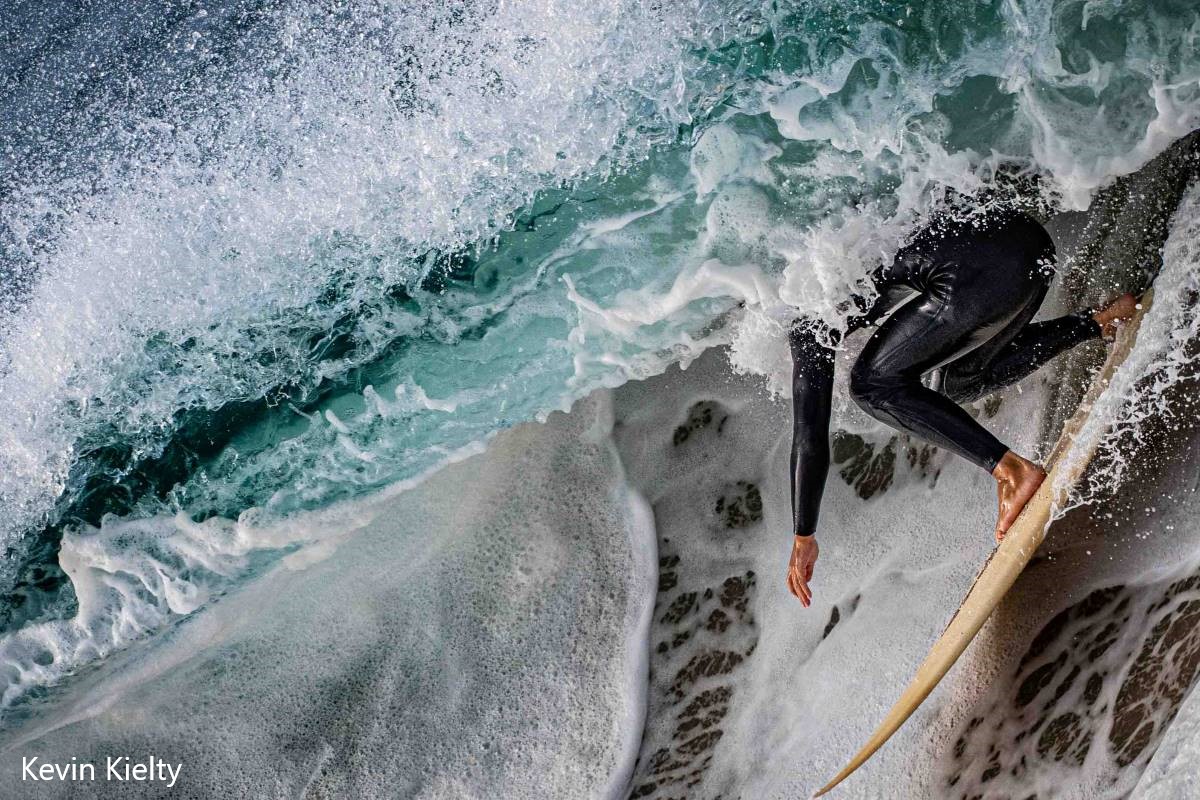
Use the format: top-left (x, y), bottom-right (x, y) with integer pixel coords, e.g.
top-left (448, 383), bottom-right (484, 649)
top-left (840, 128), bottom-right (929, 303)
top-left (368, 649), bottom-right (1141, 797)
top-left (814, 291), bottom-right (1154, 797)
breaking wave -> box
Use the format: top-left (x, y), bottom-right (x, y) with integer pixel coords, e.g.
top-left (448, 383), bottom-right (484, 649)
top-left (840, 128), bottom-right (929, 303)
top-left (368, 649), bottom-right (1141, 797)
top-left (2, 0), bottom-right (1200, 743)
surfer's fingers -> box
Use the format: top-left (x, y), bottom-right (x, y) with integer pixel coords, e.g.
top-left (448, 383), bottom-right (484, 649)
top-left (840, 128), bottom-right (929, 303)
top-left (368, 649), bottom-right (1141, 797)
top-left (787, 570), bottom-right (809, 605)
top-left (795, 573), bottom-right (811, 606)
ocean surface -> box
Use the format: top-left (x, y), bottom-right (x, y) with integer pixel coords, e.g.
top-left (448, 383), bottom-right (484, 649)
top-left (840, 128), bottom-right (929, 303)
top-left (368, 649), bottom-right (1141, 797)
top-left (2, 1), bottom-right (1200, 796)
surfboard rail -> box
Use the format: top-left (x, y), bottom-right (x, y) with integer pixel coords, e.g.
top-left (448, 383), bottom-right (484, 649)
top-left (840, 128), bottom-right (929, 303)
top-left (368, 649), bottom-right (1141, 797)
top-left (814, 291), bottom-right (1154, 797)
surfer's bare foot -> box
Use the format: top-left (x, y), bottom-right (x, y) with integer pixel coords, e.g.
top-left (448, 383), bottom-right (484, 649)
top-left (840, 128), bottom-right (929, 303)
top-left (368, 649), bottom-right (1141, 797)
top-left (991, 452), bottom-right (1046, 542)
top-left (1092, 292), bottom-right (1138, 339)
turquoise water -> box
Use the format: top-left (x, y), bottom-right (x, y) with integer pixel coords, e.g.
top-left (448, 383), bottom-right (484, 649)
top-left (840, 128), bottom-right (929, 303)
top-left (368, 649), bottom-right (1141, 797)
top-left (1, 0), bottom-right (1199, 712)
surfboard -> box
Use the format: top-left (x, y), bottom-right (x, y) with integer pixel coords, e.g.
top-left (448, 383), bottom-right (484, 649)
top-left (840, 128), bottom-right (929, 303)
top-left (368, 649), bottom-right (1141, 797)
top-left (814, 290), bottom-right (1154, 797)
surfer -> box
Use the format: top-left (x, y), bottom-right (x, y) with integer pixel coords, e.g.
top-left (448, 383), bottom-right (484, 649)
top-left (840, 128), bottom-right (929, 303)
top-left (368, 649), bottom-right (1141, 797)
top-left (786, 208), bottom-right (1138, 606)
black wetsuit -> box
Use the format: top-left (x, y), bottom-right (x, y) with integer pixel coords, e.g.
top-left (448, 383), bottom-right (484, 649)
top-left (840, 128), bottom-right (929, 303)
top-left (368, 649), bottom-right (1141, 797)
top-left (789, 210), bottom-right (1101, 538)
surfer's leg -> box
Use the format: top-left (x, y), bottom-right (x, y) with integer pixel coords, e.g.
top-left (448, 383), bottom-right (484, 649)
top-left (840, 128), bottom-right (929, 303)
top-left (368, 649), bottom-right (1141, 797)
top-left (941, 314), bottom-right (1096, 403)
top-left (849, 294), bottom-right (1024, 473)
top-left (849, 265), bottom-right (1049, 540)
top-left (942, 295), bottom-right (1137, 403)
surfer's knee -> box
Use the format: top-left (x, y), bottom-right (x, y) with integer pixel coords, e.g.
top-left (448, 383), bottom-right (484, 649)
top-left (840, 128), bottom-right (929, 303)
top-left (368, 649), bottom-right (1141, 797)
top-left (848, 362), bottom-right (896, 420)
top-left (939, 368), bottom-right (986, 404)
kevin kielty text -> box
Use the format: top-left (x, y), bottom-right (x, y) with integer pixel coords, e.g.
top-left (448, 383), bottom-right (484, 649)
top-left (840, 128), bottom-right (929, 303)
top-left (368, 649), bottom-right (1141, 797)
top-left (22, 756), bottom-right (181, 788)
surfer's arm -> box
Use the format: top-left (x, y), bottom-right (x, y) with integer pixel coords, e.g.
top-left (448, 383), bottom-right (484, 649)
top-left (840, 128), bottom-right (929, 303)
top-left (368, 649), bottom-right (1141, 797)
top-left (788, 321), bottom-right (837, 538)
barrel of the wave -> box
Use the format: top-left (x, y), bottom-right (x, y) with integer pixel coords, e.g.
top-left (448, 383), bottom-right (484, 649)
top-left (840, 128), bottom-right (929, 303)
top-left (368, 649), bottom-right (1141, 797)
top-left (814, 290), bottom-right (1154, 797)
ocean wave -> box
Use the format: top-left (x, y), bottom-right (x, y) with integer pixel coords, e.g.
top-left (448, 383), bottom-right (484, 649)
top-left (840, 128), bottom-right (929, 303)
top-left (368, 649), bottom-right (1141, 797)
top-left (1, 0), bottom-right (1200, 715)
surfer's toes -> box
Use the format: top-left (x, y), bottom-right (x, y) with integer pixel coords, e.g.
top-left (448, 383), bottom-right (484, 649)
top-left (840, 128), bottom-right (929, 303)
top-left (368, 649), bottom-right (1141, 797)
top-left (992, 453), bottom-right (1047, 543)
top-left (1093, 292), bottom-right (1138, 339)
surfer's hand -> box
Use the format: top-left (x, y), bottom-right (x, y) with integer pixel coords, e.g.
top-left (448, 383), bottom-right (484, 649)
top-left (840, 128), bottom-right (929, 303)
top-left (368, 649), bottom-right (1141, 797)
top-left (787, 535), bottom-right (819, 607)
